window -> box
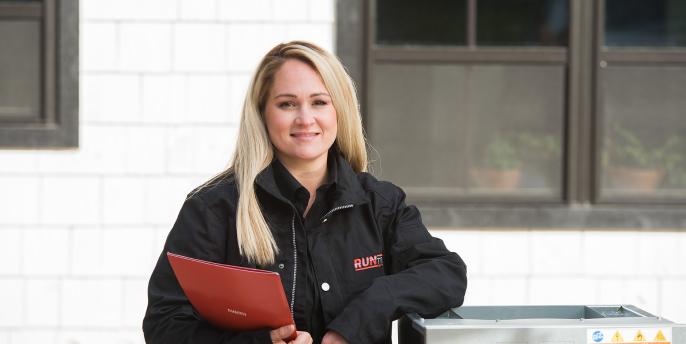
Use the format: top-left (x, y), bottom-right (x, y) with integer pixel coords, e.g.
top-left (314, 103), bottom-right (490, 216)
top-left (337, 0), bottom-right (686, 227)
top-left (0, 0), bottom-right (78, 148)
top-left (597, 0), bottom-right (686, 202)
top-left (369, 0), bottom-right (569, 202)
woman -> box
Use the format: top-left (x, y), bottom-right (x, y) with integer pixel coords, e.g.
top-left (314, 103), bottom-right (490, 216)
top-left (143, 41), bottom-right (467, 344)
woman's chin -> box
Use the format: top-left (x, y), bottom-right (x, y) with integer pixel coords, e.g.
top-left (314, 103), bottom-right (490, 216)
top-left (279, 150), bottom-right (329, 165)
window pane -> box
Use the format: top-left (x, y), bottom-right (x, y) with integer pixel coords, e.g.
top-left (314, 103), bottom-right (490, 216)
top-left (477, 0), bottom-right (569, 46)
top-left (0, 20), bottom-right (41, 121)
top-left (605, 0), bottom-right (686, 47)
top-left (376, 0), bottom-right (466, 46)
top-left (370, 63), bottom-right (565, 199)
top-left (599, 66), bottom-right (686, 199)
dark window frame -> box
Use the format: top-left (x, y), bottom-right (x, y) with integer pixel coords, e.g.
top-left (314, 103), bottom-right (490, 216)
top-left (336, 0), bottom-right (686, 228)
top-left (0, 0), bottom-right (79, 148)
top-left (593, 0), bottom-right (686, 205)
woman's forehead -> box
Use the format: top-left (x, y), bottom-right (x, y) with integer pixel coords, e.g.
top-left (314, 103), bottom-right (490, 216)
top-left (270, 59), bottom-right (327, 94)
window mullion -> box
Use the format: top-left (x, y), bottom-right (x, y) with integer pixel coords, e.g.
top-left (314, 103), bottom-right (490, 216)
top-left (0, 2), bottom-right (43, 18)
top-left (467, 0), bottom-right (476, 47)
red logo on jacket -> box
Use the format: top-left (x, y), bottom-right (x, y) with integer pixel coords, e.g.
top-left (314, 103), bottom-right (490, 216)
top-left (353, 253), bottom-right (384, 271)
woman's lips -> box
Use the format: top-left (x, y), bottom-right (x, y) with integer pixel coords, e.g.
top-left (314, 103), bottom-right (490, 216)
top-left (290, 132), bottom-right (320, 140)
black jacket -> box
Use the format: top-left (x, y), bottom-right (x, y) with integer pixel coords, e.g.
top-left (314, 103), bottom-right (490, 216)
top-left (143, 153), bottom-right (467, 344)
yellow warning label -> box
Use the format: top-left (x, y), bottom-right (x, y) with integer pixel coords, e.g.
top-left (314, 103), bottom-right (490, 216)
top-left (634, 330), bottom-right (646, 341)
top-left (588, 327), bottom-right (672, 344)
top-left (655, 330), bottom-right (667, 342)
top-left (613, 331), bottom-right (625, 342)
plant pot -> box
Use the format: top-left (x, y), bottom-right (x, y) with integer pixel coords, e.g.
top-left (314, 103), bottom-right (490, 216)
top-left (470, 168), bottom-right (522, 190)
top-left (606, 166), bottom-right (665, 191)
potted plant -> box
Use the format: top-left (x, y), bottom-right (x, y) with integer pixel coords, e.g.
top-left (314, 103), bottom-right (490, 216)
top-left (604, 124), bottom-right (683, 191)
top-left (515, 132), bottom-right (562, 188)
top-left (471, 136), bottom-right (522, 190)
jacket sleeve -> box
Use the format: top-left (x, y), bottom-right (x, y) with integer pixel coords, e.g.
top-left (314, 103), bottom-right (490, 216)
top-left (326, 184), bottom-right (468, 343)
top-left (142, 195), bottom-right (271, 344)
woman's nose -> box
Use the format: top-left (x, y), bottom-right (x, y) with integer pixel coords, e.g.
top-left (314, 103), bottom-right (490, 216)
top-left (294, 106), bottom-right (316, 125)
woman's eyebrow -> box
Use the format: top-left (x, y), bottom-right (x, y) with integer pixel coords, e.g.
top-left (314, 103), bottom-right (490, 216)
top-left (310, 92), bottom-right (331, 98)
top-left (273, 93), bottom-right (297, 99)
top-left (273, 92), bottom-right (331, 99)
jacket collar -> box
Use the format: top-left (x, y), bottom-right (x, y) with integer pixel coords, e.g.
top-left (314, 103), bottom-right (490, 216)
top-left (255, 149), bottom-right (368, 209)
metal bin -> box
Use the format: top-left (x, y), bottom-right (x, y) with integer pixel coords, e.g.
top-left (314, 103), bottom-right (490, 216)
top-left (399, 305), bottom-right (686, 344)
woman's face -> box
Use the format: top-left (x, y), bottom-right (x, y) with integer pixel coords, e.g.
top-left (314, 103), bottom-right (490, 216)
top-left (264, 59), bottom-right (337, 168)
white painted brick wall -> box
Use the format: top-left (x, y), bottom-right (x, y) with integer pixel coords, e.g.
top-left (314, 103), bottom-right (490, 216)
top-left (186, 75), bottom-right (232, 123)
top-left (273, 0), bottom-right (310, 22)
top-left (174, 23), bottom-right (228, 72)
top-left (480, 231), bottom-right (531, 275)
top-left (530, 230), bottom-right (583, 275)
top-left (217, 0), bottom-right (272, 21)
top-left (1, 1), bottom-right (685, 343)
top-left (70, 228), bottom-right (102, 276)
top-left (0, 177), bottom-right (40, 224)
top-left (81, 0), bottom-right (177, 21)
top-left (103, 178), bottom-right (146, 224)
top-left (0, 279), bottom-right (23, 327)
top-left (23, 229), bottom-right (70, 275)
top-left (178, 0), bottom-right (217, 20)
top-left (310, 0), bottom-right (335, 22)
top-left (81, 75), bottom-right (140, 124)
top-left (0, 229), bottom-right (21, 274)
top-left (40, 177), bottom-right (100, 225)
top-left (227, 23), bottom-right (287, 72)
top-left (143, 176), bottom-right (202, 224)
top-left (61, 279), bottom-right (123, 328)
top-left (490, 277), bottom-right (528, 305)
top-left (119, 23), bottom-right (173, 72)
top-left (662, 279), bottom-right (686, 323)
top-left (81, 22), bottom-right (117, 72)
top-left (0, 151), bottom-right (37, 173)
top-left (141, 75), bottom-right (187, 124)
top-left (26, 279), bottom-right (61, 327)
top-left (432, 229), bottom-right (686, 322)
top-left (9, 331), bottom-right (57, 344)
top-left (122, 279), bottom-right (151, 328)
top-left (101, 228), bottom-right (157, 276)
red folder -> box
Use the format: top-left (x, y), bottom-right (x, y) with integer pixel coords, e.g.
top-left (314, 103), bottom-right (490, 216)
top-left (167, 252), bottom-right (296, 340)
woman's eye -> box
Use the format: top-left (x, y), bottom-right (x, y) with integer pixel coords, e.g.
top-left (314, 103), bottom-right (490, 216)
top-left (313, 99), bottom-right (328, 106)
top-left (277, 102), bottom-right (296, 109)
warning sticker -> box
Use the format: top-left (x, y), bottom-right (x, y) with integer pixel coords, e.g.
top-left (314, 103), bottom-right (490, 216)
top-left (588, 328), bottom-right (672, 344)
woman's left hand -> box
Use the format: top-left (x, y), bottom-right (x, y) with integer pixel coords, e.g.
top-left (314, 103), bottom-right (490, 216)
top-left (321, 331), bottom-right (348, 344)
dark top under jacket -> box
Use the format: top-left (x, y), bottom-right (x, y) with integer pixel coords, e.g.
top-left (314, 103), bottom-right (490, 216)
top-left (142, 150), bottom-right (468, 344)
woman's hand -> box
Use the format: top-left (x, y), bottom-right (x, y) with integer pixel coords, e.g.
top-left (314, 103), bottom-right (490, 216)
top-left (321, 330), bottom-right (348, 344)
top-left (270, 325), bottom-right (312, 344)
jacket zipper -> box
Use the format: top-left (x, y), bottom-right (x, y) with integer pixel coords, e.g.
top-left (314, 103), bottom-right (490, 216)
top-left (289, 211), bottom-right (297, 317)
top-left (320, 204), bottom-right (354, 223)
top-left (289, 204), bottom-right (352, 318)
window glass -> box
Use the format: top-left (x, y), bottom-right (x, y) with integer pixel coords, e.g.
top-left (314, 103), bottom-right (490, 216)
top-left (376, 0), bottom-right (467, 46)
top-left (0, 20), bottom-right (41, 122)
top-left (370, 63), bottom-right (565, 199)
top-left (477, 0), bottom-right (569, 46)
top-left (599, 66), bottom-right (686, 199)
top-left (605, 0), bottom-right (686, 47)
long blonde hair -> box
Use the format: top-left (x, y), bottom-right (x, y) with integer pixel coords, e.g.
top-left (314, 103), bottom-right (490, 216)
top-left (225, 41), bottom-right (367, 265)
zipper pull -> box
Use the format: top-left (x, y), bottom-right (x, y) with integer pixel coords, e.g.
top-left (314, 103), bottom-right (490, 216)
top-left (320, 204), bottom-right (354, 223)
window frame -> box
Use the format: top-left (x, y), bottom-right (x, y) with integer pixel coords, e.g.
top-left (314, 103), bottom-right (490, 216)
top-left (592, 0), bottom-right (686, 205)
top-left (0, 0), bottom-right (79, 148)
top-left (336, 0), bottom-right (686, 228)
top-left (366, 0), bottom-right (573, 205)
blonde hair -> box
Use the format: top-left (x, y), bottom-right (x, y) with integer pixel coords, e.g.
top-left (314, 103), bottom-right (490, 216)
top-left (223, 41), bottom-right (367, 265)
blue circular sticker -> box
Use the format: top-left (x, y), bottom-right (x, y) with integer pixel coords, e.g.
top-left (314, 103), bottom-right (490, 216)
top-left (592, 331), bottom-right (604, 342)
